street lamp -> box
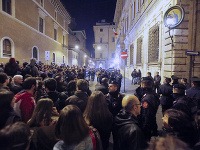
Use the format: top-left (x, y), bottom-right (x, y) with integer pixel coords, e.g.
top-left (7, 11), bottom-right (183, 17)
top-left (97, 46), bottom-right (101, 50)
top-left (75, 45), bottom-right (79, 49)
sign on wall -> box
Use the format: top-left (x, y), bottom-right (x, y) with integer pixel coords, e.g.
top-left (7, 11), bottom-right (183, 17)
top-left (45, 51), bottom-right (50, 60)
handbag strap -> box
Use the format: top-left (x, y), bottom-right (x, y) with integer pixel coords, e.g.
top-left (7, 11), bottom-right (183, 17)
top-left (89, 129), bottom-right (96, 150)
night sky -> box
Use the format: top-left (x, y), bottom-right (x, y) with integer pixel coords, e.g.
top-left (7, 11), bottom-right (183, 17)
top-left (60, 0), bottom-right (117, 57)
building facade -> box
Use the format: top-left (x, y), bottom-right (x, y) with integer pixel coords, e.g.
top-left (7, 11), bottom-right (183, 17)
top-left (114, 0), bottom-right (200, 81)
top-left (0, 0), bottom-right (71, 65)
top-left (68, 29), bottom-right (89, 67)
top-left (93, 20), bottom-right (117, 69)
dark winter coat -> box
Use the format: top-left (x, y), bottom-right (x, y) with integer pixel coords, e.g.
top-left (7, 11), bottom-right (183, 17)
top-left (113, 110), bottom-right (147, 150)
top-left (65, 91), bottom-right (88, 112)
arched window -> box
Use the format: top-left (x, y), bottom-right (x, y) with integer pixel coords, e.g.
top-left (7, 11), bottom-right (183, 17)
top-left (3, 39), bottom-right (12, 57)
top-left (52, 53), bottom-right (55, 63)
top-left (32, 47), bottom-right (38, 60)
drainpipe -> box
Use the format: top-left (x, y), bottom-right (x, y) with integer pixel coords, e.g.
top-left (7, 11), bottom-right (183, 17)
top-left (189, 0), bottom-right (197, 83)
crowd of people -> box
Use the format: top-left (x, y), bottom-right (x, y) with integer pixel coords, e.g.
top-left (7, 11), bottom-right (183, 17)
top-left (0, 57), bottom-right (200, 150)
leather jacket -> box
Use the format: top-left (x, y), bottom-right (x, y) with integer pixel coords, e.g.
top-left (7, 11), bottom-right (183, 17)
top-left (113, 110), bottom-right (147, 150)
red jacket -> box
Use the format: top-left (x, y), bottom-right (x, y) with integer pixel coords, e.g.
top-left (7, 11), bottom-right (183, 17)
top-left (14, 91), bottom-right (35, 123)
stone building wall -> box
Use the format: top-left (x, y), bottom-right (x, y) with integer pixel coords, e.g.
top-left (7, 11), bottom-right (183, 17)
top-left (114, 0), bottom-right (200, 80)
top-left (0, 0), bottom-right (70, 65)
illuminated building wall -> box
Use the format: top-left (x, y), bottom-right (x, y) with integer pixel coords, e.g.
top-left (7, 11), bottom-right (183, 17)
top-left (0, 0), bottom-right (70, 65)
top-left (93, 20), bottom-right (117, 69)
top-left (114, 0), bottom-right (200, 80)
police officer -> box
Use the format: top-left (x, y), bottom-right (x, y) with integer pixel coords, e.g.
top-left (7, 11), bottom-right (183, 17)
top-left (106, 81), bottom-right (124, 117)
top-left (186, 77), bottom-right (200, 109)
top-left (171, 75), bottom-right (179, 86)
top-left (172, 84), bottom-right (197, 118)
top-left (158, 77), bottom-right (173, 114)
top-left (138, 77), bottom-right (160, 141)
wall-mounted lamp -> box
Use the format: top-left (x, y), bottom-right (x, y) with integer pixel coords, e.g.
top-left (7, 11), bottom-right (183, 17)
top-left (75, 45), bottom-right (79, 49)
top-left (164, 5), bottom-right (185, 47)
top-left (97, 46), bottom-right (101, 50)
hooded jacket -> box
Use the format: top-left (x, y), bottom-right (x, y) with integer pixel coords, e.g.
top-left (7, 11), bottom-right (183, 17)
top-left (113, 110), bottom-right (146, 150)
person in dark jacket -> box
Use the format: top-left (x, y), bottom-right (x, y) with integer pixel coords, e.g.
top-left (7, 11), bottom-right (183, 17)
top-left (181, 78), bottom-right (190, 90)
top-left (105, 81), bottom-right (124, 117)
top-left (153, 72), bottom-right (161, 93)
top-left (186, 77), bottom-right (200, 109)
top-left (65, 79), bottom-right (89, 113)
top-left (172, 84), bottom-right (197, 118)
top-left (95, 77), bottom-right (109, 95)
top-left (42, 78), bottom-right (68, 112)
top-left (113, 95), bottom-right (147, 150)
top-left (0, 73), bottom-right (10, 91)
top-left (0, 90), bottom-right (21, 130)
top-left (4, 58), bottom-right (20, 77)
top-left (162, 109), bottom-right (198, 147)
top-left (131, 69), bottom-right (137, 84)
top-left (171, 75), bottom-right (179, 86)
top-left (138, 77), bottom-right (160, 141)
top-left (158, 77), bottom-right (173, 114)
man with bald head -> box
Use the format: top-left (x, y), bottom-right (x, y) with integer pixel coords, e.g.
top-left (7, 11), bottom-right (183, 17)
top-left (112, 95), bottom-right (147, 150)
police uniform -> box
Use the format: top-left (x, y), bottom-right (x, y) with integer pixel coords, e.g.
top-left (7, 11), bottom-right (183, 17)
top-left (173, 84), bottom-right (197, 118)
top-left (106, 81), bottom-right (124, 117)
top-left (158, 81), bottom-right (173, 114)
top-left (186, 77), bottom-right (200, 109)
top-left (140, 93), bottom-right (159, 141)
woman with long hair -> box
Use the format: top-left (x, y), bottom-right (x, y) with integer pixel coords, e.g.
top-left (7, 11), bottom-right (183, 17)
top-left (54, 105), bottom-right (102, 150)
top-left (84, 91), bottom-right (113, 150)
top-left (27, 98), bottom-right (58, 150)
top-left (28, 98), bottom-right (54, 127)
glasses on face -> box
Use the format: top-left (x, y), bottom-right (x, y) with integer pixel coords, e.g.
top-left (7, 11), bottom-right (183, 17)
top-left (134, 103), bottom-right (142, 106)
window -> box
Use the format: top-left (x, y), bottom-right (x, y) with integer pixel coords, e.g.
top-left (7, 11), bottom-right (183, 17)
top-left (100, 53), bottom-right (102, 59)
top-left (100, 38), bottom-right (102, 43)
top-left (2, 0), bottom-right (12, 15)
top-left (141, 0), bottom-right (144, 5)
top-left (138, 0), bottom-right (140, 12)
top-left (55, 11), bottom-right (57, 20)
top-left (112, 53), bottom-right (115, 58)
top-left (3, 39), bottom-right (12, 57)
top-left (148, 25), bottom-right (159, 63)
top-left (39, 17), bottom-right (44, 33)
top-left (63, 56), bottom-right (65, 63)
top-left (63, 35), bottom-right (65, 45)
top-left (112, 37), bottom-right (115, 42)
top-left (130, 44), bottom-right (134, 65)
top-left (52, 53), bottom-right (55, 63)
top-left (32, 47), bottom-right (38, 60)
top-left (100, 29), bottom-right (103, 32)
top-left (136, 37), bottom-right (143, 64)
top-left (40, 0), bottom-right (44, 7)
top-left (133, 1), bottom-right (136, 18)
top-left (54, 28), bottom-right (57, 40)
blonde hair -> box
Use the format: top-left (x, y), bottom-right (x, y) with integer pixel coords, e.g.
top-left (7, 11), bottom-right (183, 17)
top-left (122, 95), bottom-right (139, 112)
